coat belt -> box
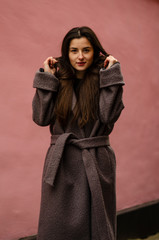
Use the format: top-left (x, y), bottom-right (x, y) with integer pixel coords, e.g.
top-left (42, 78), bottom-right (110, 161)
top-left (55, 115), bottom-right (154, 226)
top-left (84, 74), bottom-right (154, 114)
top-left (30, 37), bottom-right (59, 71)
top-left (44, 133), bottom-right (113, 240)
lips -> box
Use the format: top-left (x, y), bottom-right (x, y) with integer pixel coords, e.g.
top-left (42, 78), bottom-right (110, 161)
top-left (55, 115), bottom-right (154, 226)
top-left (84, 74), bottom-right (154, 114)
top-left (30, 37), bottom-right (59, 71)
top-left (77, 62), bottom-right (86, 66)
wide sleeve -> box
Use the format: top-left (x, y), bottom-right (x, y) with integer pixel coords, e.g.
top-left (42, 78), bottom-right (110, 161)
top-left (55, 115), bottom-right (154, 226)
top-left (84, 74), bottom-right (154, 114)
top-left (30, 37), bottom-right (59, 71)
top-left (99, 63), bottom-right (125, 124)
top-left (32, 70), bottom-right (59, 126)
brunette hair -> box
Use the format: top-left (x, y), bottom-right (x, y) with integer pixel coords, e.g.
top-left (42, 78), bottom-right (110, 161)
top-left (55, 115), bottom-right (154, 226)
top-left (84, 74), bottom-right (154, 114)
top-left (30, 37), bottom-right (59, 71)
top-left (54, 26), bottom-right (109, 128)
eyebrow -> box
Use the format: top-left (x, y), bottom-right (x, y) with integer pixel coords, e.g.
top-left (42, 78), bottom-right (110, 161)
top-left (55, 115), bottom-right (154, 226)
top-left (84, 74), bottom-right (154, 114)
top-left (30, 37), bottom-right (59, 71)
top-left (69, 47), bottom-right (92, 49)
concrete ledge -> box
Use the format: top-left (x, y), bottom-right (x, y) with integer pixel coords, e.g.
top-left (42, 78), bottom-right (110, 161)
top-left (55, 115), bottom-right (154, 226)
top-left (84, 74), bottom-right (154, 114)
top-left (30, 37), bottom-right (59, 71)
top-left (117, 200), bottom-right (159, 240)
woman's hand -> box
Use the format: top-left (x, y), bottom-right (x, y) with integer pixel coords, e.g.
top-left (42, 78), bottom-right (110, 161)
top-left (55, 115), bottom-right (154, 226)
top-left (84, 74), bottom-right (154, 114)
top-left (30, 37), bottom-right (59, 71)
top-left (104, 55), bottom-right (118, 69)
top-left (43, 57), bottom-right (58, 74)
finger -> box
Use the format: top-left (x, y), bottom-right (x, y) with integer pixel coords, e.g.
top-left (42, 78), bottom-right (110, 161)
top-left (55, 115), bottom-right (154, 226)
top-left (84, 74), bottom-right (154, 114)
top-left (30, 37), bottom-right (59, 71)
top-left (113, 59), bottom-right (118, 63)
top-left (49, 59), bottom-right (54, 68)
top-left (104, 55), bottom-right (112, 67)
top-left (52, 58), bottom-right (58, 64)
top-left (105, 57), bottom-right (118, 68)
top-left (44, 57), bottom-right (51, 66)
top-left (107, 61), bottom-right (112, 69)
top-left (49, 57), bottom-right (58, 69)
top-left (104, 59), bottom-right (109, 68)
top-left (109, 56), bottom-right (118, 63)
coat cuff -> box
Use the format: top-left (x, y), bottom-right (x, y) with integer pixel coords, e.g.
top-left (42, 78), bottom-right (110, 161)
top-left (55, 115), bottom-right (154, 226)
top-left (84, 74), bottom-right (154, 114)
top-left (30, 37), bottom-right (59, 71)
top-left (99, 63), bottom-right (125, 88)
top-left (33, 71), bottom-right (59, 91)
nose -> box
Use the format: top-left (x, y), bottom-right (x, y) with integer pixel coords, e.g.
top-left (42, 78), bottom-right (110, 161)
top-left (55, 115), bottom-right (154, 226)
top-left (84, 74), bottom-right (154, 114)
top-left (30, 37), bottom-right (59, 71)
top-left (78, 51), bottom-right (84, 60)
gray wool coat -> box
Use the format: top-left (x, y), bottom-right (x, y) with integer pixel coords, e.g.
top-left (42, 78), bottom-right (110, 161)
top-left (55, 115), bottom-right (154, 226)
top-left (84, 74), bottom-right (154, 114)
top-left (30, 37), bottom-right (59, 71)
top-left (32, 62), bottom-right (125, 240)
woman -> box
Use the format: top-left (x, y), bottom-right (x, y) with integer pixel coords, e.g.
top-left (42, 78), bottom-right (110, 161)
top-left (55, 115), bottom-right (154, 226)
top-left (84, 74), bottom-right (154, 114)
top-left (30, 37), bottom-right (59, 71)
top-left (32, 26), bottom-right (125, 240)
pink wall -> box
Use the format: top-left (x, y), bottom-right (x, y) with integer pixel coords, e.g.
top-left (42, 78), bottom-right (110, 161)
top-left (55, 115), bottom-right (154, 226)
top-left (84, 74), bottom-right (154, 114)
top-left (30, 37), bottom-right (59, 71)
top-left (0, 0), bottom-right (159, 239)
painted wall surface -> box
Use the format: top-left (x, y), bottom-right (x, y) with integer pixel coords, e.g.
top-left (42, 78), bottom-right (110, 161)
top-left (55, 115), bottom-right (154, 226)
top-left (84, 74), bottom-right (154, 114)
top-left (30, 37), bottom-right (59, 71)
top-left (0, 0), bottom-right (159, 239)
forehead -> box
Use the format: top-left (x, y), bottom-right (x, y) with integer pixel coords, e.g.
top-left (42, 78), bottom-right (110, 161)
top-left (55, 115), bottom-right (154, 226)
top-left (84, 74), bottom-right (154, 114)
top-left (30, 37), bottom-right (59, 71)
top-left (69, 37), bottom-right (92, 48)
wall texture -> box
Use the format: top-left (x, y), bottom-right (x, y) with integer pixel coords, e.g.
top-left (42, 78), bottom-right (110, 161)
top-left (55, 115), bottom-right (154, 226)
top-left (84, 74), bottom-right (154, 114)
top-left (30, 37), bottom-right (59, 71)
top-left (0, 0), bottom-right (159, 239)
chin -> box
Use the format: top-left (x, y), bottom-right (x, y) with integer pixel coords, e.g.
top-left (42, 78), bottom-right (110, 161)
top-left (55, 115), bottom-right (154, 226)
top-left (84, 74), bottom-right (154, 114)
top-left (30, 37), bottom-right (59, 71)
top-left (76, 66), bottom-right (88, 71)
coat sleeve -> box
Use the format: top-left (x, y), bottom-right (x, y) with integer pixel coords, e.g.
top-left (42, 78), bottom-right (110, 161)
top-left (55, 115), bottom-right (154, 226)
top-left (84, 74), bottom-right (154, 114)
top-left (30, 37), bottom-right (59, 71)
top-left (99, 63), bottom-right (125, 125)
top-left (32, 70), bottom-right (59, 126)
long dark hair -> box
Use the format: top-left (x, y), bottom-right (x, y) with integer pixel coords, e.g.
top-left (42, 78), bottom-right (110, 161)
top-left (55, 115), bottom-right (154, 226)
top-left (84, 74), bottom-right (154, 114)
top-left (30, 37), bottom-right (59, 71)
top-left (54, 26), bottom-right (109, 127)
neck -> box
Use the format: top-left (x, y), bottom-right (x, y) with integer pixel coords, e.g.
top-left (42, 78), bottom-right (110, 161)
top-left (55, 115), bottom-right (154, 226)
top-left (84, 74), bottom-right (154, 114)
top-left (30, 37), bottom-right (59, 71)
top-left (76, 70), bottom-right (86, 79)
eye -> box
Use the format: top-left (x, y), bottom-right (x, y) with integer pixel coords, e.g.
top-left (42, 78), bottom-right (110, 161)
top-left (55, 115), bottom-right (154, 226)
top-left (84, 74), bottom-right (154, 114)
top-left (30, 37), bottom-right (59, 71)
top-left (70, 49), bottom-right (77, 53)
top-left (83, 49), bottom-right (90, 53)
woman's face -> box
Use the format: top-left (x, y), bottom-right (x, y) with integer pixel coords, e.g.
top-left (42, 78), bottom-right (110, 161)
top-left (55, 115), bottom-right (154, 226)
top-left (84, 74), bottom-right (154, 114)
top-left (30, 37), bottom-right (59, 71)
top-left (68, 37), bottom-right (94, 78)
